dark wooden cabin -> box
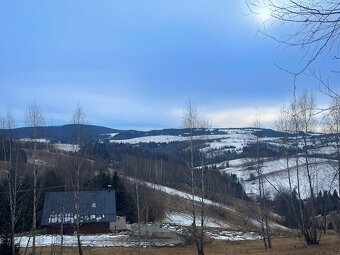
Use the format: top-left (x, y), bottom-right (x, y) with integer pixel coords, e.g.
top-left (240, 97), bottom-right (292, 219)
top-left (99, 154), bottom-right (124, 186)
top-left (41, 191), bottom-right (116, 234)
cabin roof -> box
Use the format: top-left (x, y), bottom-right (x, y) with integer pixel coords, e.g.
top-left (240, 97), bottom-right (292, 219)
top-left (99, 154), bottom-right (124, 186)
top-left (41, 191), bottom-right (116, 226)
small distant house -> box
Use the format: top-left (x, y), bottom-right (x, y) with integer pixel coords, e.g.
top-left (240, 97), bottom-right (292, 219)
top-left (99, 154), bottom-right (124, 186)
top-left (110, 216), bottom-right (127, 232)
top-left (41, 191), bottom-right (126, 234)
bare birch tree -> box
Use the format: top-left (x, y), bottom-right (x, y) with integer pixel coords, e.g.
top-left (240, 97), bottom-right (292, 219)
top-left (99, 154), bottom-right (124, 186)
top-left (1, 111), bottom-right (21, 255)
top-left (25, 101), bottom-right (44, 255)
top-left (72, 105), bottom-right (86, 255)
top-left (290, 90), bottom-right (322, 245)
top-left (197, 118), bottom-right (210, 255)
top-left (276, 106), bottom-right (294, 193)
top-left (274, 106), bottom-right (297, 230)
top-left (325, 98), bottom-right (340, 193)
top-left (182, 100), bottom-right (209, 255)
top-left (252, 118), bottom-right (272, 249)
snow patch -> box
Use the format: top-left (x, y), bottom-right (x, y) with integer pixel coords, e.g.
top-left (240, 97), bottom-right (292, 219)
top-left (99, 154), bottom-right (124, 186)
top-left (20, 138), bottom-right (50, 143)
top-left (206, 231), bottom-right (260, 241)
top-left (164, 212), bottom-right (228, 228)
top-left (54, 144), bottom-right (80, 152)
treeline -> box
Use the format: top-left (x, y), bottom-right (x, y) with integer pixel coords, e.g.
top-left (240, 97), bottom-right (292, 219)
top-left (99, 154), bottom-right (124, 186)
top-left (84, 142), bottom-right (248, 201)
top-left (273, 190), bottom-right (340, 228)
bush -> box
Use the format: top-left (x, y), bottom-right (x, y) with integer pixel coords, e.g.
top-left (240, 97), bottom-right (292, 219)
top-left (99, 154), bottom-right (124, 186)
top-left (328, 222), bottom-right (334, 230)
top-left (0, 236), bottom-right (20, 255)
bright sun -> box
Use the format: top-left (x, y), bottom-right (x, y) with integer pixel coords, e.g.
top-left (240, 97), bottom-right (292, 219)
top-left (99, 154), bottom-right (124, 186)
top-left (257, 6), bottom-right (271, 22)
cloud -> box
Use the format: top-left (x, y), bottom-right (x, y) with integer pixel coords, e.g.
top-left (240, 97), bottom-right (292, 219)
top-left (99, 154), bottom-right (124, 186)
top-left (205, 107), bottom-right (280, 128)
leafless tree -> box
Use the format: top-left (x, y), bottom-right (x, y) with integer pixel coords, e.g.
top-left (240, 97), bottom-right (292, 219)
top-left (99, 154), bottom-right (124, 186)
top-left (71, 105), bottom-right (87, 255)
top-left (246, 0), bottom-right (340, 75)
top-left (298, 91), bottom-right (317, 198)
top-left (182, 100), bottom-right (209, 255)
top-left (276, 106), bottom-right (294, 193)
top-left (290, 90), bottom-right (323, 245)
top-left (197, 119), bottom-right (211, 255)
top-left (182, 100), bottom-right (199, 252)
top-left (1, 110), bottom-right (21, 255)
top-left (135, 181), bottom-right (141, 254)
top-left (25, 101), bottom-right (44, 255)
top-left (324, 98), bottom-right (340, 192)
top-left (275, 104), bottom-right (308, 242)
top-left (246, 0), bottom-right (340, 118)
top-left (252, 118), bottom-right (272, 249)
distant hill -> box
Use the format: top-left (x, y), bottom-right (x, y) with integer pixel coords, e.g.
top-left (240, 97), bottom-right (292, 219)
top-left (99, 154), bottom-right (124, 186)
top-left (111, 128), bottom-right (225, 140)
top-left (0, 124), bottom-right (304, 144)
top-left (0, 124), bottom-right (119, 143)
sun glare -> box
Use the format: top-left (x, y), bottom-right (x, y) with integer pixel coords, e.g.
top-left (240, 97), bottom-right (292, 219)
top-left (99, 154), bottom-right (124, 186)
top-left (257, 6), bottom-right (271, 22)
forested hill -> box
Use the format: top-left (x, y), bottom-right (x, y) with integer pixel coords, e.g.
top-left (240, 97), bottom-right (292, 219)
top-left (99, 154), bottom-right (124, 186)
top-left (0, 124), bottom-right (288, 144)
top-left (0, 124), bottom-right (118, 143)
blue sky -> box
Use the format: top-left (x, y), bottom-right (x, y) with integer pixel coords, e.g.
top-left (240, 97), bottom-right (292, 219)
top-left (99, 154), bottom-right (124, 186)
top-left (0, 1), bottom-right (338, 129)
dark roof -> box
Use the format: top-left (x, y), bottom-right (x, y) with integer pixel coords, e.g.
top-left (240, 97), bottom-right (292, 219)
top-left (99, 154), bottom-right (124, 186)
top-left (41, 191), bottom-right (116, 226)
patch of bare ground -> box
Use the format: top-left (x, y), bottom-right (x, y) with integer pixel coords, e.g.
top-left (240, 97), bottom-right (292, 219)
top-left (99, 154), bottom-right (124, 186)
top-left (23, 231), bottom-right (340, 255)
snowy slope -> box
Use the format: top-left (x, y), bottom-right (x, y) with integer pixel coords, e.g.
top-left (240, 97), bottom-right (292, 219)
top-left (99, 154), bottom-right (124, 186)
top-left (125, 176), bottom-right (287, 230)
top-left (222, 157), bottom-right (337, 198)
top-left (164, 212), bottom-right (229, 228)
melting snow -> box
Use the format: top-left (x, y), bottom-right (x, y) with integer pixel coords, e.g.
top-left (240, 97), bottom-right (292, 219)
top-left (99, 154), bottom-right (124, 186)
top-left (206, 231), bottom-right (260, 241)
top-left (20, 138), bottom-right (50, 143)
top-left (16, 234), bottom-right (139, 247)
top-left (54, 144), bottom-right (80, 152)
top-left (164, 212), bottom-right (228, 228)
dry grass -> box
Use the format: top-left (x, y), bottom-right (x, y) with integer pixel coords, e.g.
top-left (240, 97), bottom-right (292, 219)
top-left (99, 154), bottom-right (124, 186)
top-left (25, 232), bottom-right (340, 255)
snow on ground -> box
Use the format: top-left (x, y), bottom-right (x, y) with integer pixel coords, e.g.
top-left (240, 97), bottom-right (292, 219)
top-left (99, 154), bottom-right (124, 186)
top-left (126, 177), bottom-right (286, 229)
top-left (228, 158), bottom-right (250, 167)
top-left (110, 129), bottom-right (258, 147)
top-left (310, 146), bottom-right (336, 155)
top-left (222, 157), bottom-right (337, 199)
top-left (53, 143), bottom-right (80, 152)
top-left (15, 232), bottom-right (182, 248)
top-left (219, 128), bottom-right (258, 134)
top-left (126, 177), bottom-right (237, 214)
top-left (206, 231), bottom-right (261, 241)
top-left (16, 234), bottom-right (132, 247)
top-left (27, 158), bottom-right (46, 165)
top-left (203, 133), bottom-right (257, 154)
top-left (111, 135), bottom-right (188, 144)
top-left (15, 230), bottom-right (261, 248)
top-left (164, 212), bottom-right (228, 228)
top-left (110, 134), bottom-right (238, 144)
top-left (20, 138), bottom-right (50, 143)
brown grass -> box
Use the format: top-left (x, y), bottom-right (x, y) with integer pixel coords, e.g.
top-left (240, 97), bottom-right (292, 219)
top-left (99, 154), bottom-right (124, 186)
top-left (24, 232), bottom-right (340, 255)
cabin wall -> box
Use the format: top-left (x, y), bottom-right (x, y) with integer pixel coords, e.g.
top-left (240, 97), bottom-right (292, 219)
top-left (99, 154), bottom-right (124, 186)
top-left (46, 222), bottom-right (110, 235)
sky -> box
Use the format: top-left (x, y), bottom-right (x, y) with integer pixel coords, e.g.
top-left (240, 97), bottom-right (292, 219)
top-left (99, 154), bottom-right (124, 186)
top-left (0, 1), bottom-right (338, 130)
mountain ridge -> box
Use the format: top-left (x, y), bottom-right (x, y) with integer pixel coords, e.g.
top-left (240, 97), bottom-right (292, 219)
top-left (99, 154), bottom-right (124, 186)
top-left (0, 124), bottom-right (293, 143)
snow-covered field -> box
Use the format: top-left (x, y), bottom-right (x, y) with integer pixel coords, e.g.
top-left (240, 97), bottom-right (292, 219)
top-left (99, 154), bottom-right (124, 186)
top-left (110, 134), bottom-right (243, 144)
top-left (202, 133), bottom-right (256, 155)
top-left (111, 135), bottom-right (188, 144)
top-left (222, 157), bottom-right (337, 198)
top-left (53, 143), bottom-right (80, 152)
